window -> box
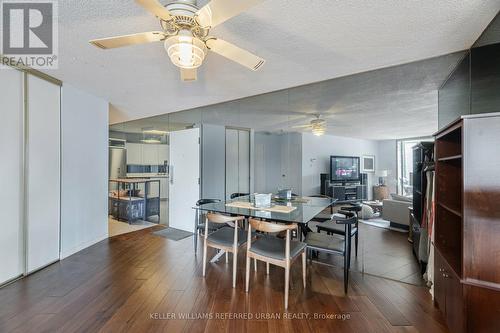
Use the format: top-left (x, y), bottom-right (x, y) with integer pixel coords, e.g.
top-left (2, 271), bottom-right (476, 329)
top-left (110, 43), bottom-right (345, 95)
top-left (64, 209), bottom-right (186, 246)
top-left (396, 137), bottom-right (433, 195)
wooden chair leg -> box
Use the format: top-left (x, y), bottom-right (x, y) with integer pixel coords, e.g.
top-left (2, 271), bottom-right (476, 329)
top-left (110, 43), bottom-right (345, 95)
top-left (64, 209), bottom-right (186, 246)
top-left (302, 251), bottom-right (306, 288)
top-left (254, 258), bottom-right (257, 272)
top-left (245, 255), bottom-right (251, 292)
top-left (284, 264), bottom-right (290, 309)
top-left (266, 262), bottom-right (270, 275)
top-left (232, 249), bottom-right (237, 288)
top-left (202, 241), bottom-right (208, 277)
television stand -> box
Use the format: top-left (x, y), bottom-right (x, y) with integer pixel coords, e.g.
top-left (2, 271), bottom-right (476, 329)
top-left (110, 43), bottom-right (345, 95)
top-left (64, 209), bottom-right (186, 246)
top-left (325, 181), bottom-right (367, 204)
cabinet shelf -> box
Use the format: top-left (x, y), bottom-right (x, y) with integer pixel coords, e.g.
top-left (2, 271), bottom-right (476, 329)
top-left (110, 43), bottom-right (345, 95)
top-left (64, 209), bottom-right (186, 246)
top-left (438, 155), bottom-right (462, 162)
top-left (438, 202), bottom-right (462, 218)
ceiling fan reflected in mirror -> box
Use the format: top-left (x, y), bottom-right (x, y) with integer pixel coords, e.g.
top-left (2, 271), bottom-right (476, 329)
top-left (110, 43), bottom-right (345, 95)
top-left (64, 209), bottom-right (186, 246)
top-left (89, 0), bottom-right (266, 81)
top-left (292, 114), bottom-right (327, 136)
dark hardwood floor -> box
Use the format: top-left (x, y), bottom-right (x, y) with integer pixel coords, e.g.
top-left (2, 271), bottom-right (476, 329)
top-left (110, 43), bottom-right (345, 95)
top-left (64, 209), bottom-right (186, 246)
top-left (0, 226), bottom-right (448, 333)
top-left (309, 221), bottom-right (424, 285)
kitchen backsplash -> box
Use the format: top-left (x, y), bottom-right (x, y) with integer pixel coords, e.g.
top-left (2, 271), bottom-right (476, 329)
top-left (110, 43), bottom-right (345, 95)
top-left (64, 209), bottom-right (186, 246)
top-left (127, 164), bottom-right (168, 174)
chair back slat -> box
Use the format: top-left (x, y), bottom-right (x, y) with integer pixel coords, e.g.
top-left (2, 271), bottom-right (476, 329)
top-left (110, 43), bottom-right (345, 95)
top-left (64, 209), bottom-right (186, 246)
top-left (230, 193), bottom-right (249, 199)
top-left (207, 212), bottom-right (245, 224)
top-left (333, 212), bottom-right (357, 225)
top-left (248, 218), bottom-right (296, 233)
top-left (197, 198), bottom-right (221, 206)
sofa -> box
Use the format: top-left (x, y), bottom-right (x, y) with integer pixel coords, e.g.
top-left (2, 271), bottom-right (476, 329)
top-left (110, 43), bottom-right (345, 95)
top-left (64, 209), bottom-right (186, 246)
top-left (382, 195), bottom-right (412, 229)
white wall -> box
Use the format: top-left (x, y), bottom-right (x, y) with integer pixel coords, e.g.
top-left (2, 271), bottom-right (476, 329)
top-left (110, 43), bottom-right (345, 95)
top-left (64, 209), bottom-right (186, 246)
top-left (376, 140), bottom-right (398, 194)
top-left (60, 84), bottom-right (109, 259)
top-left (301, 133), bottom-right (379, 197)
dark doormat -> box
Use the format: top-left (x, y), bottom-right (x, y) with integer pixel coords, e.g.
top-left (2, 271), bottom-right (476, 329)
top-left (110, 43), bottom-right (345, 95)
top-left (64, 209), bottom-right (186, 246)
top-left (153, 227), bottom-right (193, 241)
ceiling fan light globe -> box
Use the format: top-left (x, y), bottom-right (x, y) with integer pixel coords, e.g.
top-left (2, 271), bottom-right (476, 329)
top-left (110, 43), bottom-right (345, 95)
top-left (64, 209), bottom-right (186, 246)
top-left (164, 35), bottom-right (207, 69)
top-left (311, 124), bottom-right (326, 136)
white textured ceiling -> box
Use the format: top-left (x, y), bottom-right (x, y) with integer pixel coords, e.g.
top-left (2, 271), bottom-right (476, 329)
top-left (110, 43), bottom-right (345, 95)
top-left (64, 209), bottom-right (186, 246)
top-left (49, 0), bottom-right (499, 124)
top-left (110, 52), bottom-right (465, 140)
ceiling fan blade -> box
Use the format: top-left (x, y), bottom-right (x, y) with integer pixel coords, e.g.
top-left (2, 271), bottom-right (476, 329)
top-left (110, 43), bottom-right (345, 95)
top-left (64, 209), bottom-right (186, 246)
top-left (196, 0), bottom-right (263, 28)
top-left (135, 0), bottom-right (173, 21)
top-left (90, 31), bottom-right (166, 49)
top-left (206, 38), bottom-right (265, 71)
top-left (180, 68), bottom-right (197, 82)
top-left (292, 125), bottom-right (313, 129)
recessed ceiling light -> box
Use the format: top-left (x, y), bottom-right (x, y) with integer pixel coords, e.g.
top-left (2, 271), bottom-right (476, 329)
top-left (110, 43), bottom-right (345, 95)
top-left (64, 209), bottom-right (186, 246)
top-left (142, 129), bottom-right (168, 135)
top-left (141, 139), bottom-right (162, 144)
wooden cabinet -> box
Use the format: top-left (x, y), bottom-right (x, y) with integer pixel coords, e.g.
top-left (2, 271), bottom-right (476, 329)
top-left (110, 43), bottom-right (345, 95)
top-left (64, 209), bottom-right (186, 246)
top-left (434, 250), bottom-right (447, 313)
top-left (434, 114), bottom-right (500, 333)
top-left (435, 249), bottom-right (465, 333)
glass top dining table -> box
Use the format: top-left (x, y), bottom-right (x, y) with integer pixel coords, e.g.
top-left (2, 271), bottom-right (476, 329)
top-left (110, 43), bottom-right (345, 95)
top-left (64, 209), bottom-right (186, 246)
top-left (193, 195), bottom-right (336, 225)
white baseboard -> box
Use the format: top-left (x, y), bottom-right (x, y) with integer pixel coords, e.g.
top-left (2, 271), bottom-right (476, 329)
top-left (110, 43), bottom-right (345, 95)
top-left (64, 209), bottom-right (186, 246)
top-left (60, 233), bottom-right (109, 259)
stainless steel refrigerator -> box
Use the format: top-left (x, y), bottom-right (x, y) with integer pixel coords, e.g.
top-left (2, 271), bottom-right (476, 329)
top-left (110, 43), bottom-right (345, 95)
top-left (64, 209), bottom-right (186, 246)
top-left (109, 147), bottom-right (127, 179)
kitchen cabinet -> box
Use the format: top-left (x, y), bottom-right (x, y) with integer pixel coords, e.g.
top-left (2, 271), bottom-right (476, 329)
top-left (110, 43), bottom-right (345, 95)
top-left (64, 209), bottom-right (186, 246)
top-left (148, 177), bottom-right (168, 199)
top-left (158, 145), bottom-right (168, 164)
top-left (142, 144), bottom-right (158, 165)
top-left (126, 143), bottom-right (142, 165)
top-left (126, 143), bottom-right (168, 166)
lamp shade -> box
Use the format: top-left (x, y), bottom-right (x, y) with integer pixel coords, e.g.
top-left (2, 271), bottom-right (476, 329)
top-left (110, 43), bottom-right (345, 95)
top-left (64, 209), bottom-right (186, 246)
top-left (378, 170), bottom-right (388, 177)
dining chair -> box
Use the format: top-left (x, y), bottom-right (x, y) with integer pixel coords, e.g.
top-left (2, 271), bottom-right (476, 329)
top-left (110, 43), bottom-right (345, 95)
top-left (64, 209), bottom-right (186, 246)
top-left (194, 199), bottom-right (222, 252)
top-left (203, 213), bottom-right (247, 288)
top-left (316, 204), bottom-right (361, 256)
top-left (305, 211), bottom-right (357, 293)
top-left (245, 218), bottom-right (307, 309)
top-left (230, 192), bottom-right (249, 199)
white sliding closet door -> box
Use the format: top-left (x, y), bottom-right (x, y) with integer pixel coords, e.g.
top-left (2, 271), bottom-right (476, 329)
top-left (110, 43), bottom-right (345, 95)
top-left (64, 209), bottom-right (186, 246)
top-left (225, 129), bottom-right (239, 200)
top-left (238, 130), bottom-right (250, 194)
top-left (26, 74), bottom-right (61, 273)
top-left (0, 67), bottom-right (24, 285)
top-left (225, 128), bottom-right (250, 200)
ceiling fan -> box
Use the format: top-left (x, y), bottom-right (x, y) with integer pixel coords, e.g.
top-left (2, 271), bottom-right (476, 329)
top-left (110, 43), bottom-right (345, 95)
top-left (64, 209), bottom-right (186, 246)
top-left (89, 0), bottom-right (266, 81)
top-left (292, 114), bottom-right (327, 136)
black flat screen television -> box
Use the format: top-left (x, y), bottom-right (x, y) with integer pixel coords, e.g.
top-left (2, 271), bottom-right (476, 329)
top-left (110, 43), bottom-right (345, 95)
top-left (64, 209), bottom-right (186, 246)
top-left (330, 156), bottom-right (360, 182)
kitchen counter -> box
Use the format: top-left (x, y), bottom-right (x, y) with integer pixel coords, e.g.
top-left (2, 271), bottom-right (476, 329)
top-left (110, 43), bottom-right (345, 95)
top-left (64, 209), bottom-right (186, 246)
top-left (124, 174), bottom-right (169, 200)
top-left (126, 173), bottom-right (169, 178)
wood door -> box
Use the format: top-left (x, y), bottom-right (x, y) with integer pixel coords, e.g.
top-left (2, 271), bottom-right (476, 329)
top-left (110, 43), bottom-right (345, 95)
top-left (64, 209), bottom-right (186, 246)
top-left (445, 269), bottom-right (464, 333)
top-left (434, 250), bottom-right (447, 312)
